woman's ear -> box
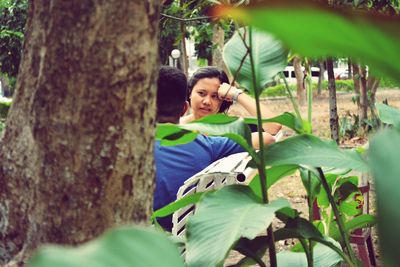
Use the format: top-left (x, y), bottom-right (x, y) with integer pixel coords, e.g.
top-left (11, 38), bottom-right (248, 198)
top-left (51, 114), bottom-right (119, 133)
top-left (180, 101), bottom-right (189, 116)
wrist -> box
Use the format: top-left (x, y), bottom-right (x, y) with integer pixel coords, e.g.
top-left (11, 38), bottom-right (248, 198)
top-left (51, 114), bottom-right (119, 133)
top-left (232, 89), bottom-right (244, 103)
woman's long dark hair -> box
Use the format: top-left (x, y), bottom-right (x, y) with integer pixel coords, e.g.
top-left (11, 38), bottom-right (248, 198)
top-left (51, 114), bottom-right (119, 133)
top-left (188, 66), bottom-right (232, 113)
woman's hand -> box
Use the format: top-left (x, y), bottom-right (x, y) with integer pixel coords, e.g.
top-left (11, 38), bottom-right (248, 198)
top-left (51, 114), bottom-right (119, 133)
top-left (218, 83), bottom-right (239, 102)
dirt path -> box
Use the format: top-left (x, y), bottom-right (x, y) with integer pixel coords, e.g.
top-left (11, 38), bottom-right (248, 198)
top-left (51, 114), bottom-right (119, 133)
top-left (224, 89), bottom-right (400, 266)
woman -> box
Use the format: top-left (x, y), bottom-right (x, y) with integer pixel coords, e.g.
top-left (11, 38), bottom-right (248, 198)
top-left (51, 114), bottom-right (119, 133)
top-left (181, 67), bottom-right (281, 148)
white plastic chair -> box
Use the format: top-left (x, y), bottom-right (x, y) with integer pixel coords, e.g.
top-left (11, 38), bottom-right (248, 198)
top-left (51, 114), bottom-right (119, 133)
top-left (171, 130), bottom-right (284, 237)
top-left (171, 152), bottom-right (255, 236)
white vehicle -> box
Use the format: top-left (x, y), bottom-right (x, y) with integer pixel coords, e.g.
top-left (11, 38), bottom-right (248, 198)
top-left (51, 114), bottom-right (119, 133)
top-left (280, 66), bottom-right (353, 84)
top-left (281, 66), bottom-right (324, 84)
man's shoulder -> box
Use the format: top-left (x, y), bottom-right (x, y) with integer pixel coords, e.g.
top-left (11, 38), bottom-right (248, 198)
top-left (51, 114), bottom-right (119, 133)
top-left (195, 134), bottom-right (233, 144)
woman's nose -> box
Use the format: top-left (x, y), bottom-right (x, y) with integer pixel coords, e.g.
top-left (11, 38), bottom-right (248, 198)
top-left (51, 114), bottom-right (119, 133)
top-left (202, 96), bottom-right (211, 105)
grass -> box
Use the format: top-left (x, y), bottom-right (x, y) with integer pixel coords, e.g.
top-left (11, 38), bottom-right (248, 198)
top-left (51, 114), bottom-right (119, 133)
top-left (260, 79), bottom-right (399, 98)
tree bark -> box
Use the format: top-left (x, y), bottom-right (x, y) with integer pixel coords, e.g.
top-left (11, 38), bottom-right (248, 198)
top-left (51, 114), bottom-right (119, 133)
top-left (347, 58), bottom-right (352, 79)
top-left (326, 58), bottom-right (339, 144)
top-left (293, 56), bottom-right (306, 105)
top-left (179, 0), bottom-right (188, 76)
top-left (367, 75), bottom-right (380, 107)
top-left (0, 1), bottom-right (159, 265)
top-left (352, 63), bottom-right (361, 108)
top-left (211, 24), bottom-right (229, 76)
top-left (317, 60), bottom-right (325, 96)
top-left (359, 65), bottom-right (368, 126)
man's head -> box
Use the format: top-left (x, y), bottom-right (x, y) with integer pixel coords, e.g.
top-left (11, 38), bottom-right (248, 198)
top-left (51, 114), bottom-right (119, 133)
top-left (157, 66), bottom-right (189, 123)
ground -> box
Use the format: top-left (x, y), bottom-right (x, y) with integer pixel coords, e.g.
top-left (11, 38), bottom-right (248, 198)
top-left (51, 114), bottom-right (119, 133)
top-left (225, 89), bottom-right (400, 266)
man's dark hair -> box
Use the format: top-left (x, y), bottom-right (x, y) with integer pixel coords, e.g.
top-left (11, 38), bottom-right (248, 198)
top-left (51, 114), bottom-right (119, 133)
top-left (188, 66), bottom-right (231, 113)
top-left (157, 66), bottom-right (188, 122)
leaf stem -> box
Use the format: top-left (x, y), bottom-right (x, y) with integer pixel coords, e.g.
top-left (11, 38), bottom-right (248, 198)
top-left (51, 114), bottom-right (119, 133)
top-left (316, 168), bottom-right (358, 265)
top-left (235, 247), bottom-right (267, 267)
top-left (280, 72), bottom-right (303, 121)
top-left (313, 238), bottom-right (356, 267)
top-left (299, 238), bottom-right (313, 267)
top-left (247, 26), bottom-right (277, 267)
top-left (307, 171), bottom-right (314, 266)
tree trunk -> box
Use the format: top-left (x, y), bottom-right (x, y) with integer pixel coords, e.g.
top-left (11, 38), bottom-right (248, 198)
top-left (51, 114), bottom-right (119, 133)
top-left (347, 58), bottom-right (352, 79)
top-left (367, 75), bottom-right (380, 107)
top-left (211, 24), bottom-right (229, 76)
top-left (317, 60), bottom-right (325, 95)
top-left (352, 63), bottom-right (361, 108)
top-left (179, 0), bottom-right (188, 76)
top-left (359, 65), bottom-right (368, 126)
top-left (0, 1), bottom-right (159, 265)
top-left (326, 58), bottom-right (339, 144)
top-left (293, 56), bottom-right (306, 105)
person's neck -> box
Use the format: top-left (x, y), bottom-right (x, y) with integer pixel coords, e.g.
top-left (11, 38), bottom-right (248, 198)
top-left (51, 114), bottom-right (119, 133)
top-left (180, 113), bottom-right (196, 124)
top-left (157, 115), bottom-right (179, 124)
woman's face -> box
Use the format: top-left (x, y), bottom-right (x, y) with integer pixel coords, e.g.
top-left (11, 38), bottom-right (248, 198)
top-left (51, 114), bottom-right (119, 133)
top-left (190, 77), bottom-right (222, 119)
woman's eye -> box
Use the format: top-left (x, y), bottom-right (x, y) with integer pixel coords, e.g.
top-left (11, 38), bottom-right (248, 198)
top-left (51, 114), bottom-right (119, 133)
top-left (212, 94), bottom-right (219, 100)
top-left (198, 91), bottom-right (206, 96)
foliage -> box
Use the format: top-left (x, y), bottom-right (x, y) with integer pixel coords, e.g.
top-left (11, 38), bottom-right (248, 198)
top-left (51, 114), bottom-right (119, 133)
top-left (223, 27), bottom-right (289, 93)
top-left (159, 1), bottom-right (182, 65)
top-left (260, 80), bottom-right (356, 97)
top-left (379, 76), bottom-right (400, 88)
top-left (0, 98), bottom-right (11, 118)
top-left (0, 119), bottom-right (5, 134)
top-left (212, 0), bottom-right (400, 84)
top-left (339, 112), bottom-right (360, 139)
top-left (369, 127), bottom-right (400, 267)
top-left (261, 83), bottom-right (296, 97)
top-left (27, 226), bottom-right (185, 267)
top-left (276, 241), bottom-right (342, 267)
top-left (185, 186), bottom-right (289, 267)
top-left (0, 0), bottom-right (27, 78)
top-left (159, 0), bottom-right (234, 66)
top-left (376, 103), bottom-right (400, 129)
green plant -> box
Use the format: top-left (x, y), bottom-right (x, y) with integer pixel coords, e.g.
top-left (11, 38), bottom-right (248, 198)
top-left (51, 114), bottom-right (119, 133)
top-left (0, 119), bottom-right (5, 134)
top-left (0, 99), bottom-right (11, 118)
top-left (0, 0), bottom-right (28, 77)
top-left (27, 226), bottom-right (185, 267)
top-left (261, 83), bottom-right (296, 97)
top-left (379, 77), bottom-right (400, 88)
top-left (260, 80), bottom-right (354, 98)
top-left (339, 112), bottom-right (359, 139)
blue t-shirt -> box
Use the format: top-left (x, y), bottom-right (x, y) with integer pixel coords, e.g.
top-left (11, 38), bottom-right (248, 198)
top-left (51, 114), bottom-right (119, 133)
top-left (154, 134), bottom-right (244, 231)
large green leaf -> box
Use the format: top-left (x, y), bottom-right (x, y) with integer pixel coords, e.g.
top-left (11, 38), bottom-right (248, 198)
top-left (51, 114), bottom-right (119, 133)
top-left (185, 185), bottom-right (290, 267)
top-left (249, 164), bottom-right (298, 199)
top-left (214, 1), bottom-right (400, 83)
top-left (328, 214), bottom-right (376, 242)
top-left (185, 116), bottom-right (252, 142)
top-left (376, 103), bottom-right (400, 129)
top-left (275, 218), bottom-right (344, 266)
top-left (244, 112), bottom-right (304, 134)
top-left (155, 115), bottom-right (252, 148)
top-left (192, 113), bottom-right (238, 124)
top-left (299, 168), bottom-right (321, 203)
top-left (151, 192), bottom-right (206, 221)
top-left (27, 226), bottom-right (184, 267)
top-left (223, 27), bottom-right (288, 93)
top-left (261, 134), bottom-right (369, 172)
top-left (369, 129), bottom-right (400, 267)
top-left (156, 123), bottom-right (198, 146)
top-left (277, 242), bottom-right (342, 267)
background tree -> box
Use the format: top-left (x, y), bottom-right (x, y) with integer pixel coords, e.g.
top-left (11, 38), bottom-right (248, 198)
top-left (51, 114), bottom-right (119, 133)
top-left (293, 56), bottom-right (306, 105)
top-left (159, 1), bottom-right (181, 65)
top-left (159, 0), bottom-right (235, 74)
top-left (326, 58), bottom-right (340, 143)
top-left (0, 1), bottom-right (159, 265)
top-left (0, 0), bottom-right (28, 96)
